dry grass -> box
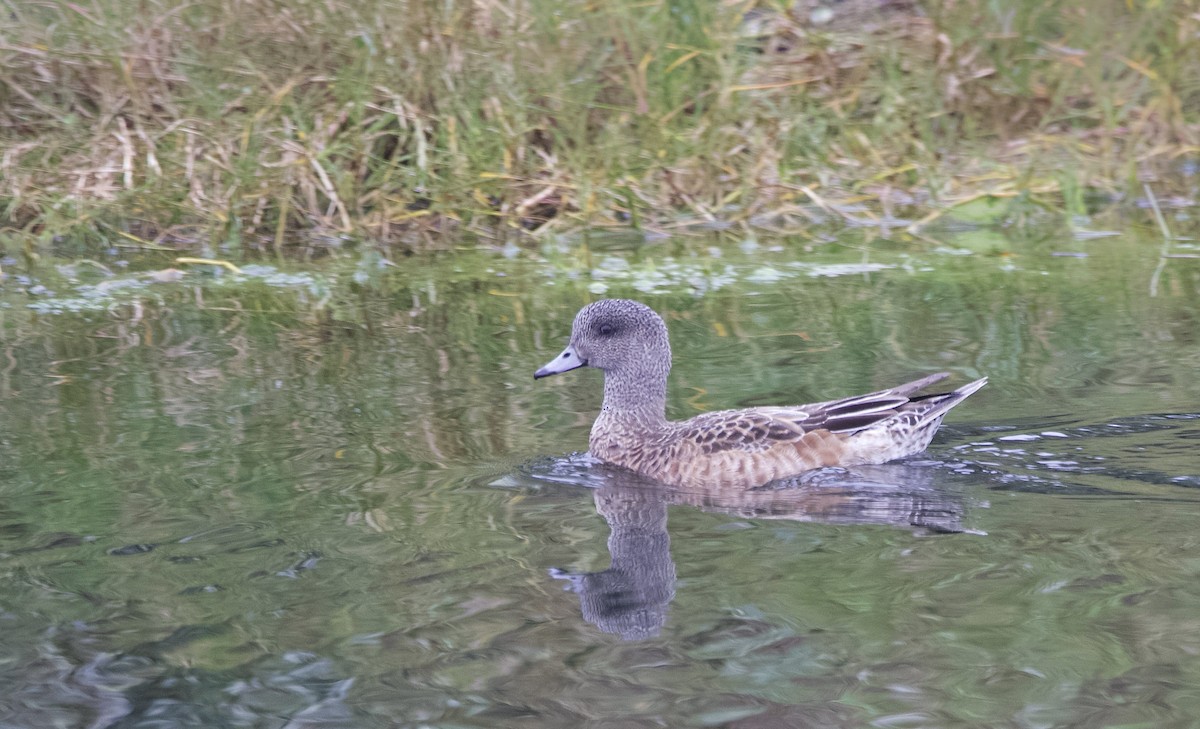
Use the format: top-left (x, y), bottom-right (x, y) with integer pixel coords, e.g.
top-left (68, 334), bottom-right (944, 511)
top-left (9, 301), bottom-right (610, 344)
top-left (1, 0), bottom-right (1198, 256)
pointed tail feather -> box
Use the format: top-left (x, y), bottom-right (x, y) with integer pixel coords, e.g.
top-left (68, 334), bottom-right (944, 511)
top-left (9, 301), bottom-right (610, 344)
top-left (912, 376), bottom-right (988, 424)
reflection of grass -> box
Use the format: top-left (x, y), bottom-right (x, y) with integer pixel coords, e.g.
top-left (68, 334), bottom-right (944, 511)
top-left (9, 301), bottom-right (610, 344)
top-left (1, 0), bottom-right (1196, 253)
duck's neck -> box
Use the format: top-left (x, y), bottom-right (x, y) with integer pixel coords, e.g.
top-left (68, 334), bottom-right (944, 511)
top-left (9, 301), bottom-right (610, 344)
top-left (597, 365), bottom-right (669, 430)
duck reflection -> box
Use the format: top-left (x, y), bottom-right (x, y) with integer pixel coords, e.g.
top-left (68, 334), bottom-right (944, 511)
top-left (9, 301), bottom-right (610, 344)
top-left (549, 463), bottom-right (969, 640)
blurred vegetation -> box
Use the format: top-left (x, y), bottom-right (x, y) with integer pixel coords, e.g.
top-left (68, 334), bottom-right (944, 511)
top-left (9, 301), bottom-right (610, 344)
top-left (1, 0), bottom-right (1198, 256)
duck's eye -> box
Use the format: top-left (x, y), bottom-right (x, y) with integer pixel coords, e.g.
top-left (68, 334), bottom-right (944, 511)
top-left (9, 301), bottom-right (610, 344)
top-left (597, 323), bottom-right (616, 336)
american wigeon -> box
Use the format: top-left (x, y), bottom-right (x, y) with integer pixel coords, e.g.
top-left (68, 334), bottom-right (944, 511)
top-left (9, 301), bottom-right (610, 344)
top-left (535, 299), bottom-right (986, 489)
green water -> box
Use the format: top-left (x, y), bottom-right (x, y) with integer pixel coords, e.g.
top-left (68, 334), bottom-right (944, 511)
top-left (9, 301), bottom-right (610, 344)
top-left (2, 232), bottom-right (1200, 728)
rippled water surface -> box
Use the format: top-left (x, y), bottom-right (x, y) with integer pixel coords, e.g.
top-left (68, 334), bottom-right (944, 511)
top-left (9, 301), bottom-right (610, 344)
top-left (2, 233), bottom-right (1200, 728)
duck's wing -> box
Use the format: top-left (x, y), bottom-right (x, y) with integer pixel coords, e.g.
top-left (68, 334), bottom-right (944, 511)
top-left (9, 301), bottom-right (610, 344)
top-left (778, 372), bottom-right (951, 416)
top-left (684, 408), bottom-right (812, 454)
top-left (682, 373), bottom-right (968, 454)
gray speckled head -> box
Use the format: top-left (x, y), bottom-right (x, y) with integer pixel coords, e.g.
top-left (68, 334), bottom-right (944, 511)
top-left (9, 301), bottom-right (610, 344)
top-left (534, 299), bottom-right (672, 420)
top-left (535, 300), bottom-right (671, 376)
top-left (571, 299), bottom-right (670, 373)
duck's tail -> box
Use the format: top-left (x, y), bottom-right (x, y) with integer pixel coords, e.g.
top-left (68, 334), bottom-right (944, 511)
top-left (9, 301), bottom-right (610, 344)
top-left (837, 375), bottom-right (988, 466)
top-left (907, 376), bottom-right (989, 424)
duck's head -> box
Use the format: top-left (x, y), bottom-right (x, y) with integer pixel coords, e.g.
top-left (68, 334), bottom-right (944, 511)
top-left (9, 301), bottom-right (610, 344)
top-left (534, 299), bottom-right (671, 379)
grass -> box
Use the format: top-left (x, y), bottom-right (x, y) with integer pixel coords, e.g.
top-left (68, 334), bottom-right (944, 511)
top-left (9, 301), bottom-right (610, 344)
top-left (1, 0), bottom-right (1198, 257)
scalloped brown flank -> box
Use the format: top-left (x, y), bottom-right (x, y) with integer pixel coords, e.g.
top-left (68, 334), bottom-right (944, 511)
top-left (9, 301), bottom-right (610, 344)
top-left (536, 299), bottom-right (987, 490)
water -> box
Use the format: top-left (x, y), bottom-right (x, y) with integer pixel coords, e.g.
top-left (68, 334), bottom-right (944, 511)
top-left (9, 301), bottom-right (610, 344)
top-left (2, 233), bottom-right (1200, 727)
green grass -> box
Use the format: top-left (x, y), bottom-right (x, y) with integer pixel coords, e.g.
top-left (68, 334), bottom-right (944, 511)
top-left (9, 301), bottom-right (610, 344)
top-left (1, 0), bottom-right (1197, 256)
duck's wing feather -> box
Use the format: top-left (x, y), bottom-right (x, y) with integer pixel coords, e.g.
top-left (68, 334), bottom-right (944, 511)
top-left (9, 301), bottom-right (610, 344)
top-left (682, 373), bottom-right (956, 454)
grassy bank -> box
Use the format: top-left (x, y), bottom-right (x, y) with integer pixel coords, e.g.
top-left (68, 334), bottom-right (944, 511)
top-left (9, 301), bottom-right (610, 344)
top-left (2, 0), bottom-right (1198, 256)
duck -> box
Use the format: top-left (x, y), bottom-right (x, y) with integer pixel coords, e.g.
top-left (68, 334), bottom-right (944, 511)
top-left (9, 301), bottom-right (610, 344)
top-left (534, 299), bottom-right (986, 489)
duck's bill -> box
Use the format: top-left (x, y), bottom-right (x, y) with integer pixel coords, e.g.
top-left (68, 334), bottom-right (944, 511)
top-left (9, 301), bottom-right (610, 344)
top-left (534, 345), bottom-right (587, 379)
